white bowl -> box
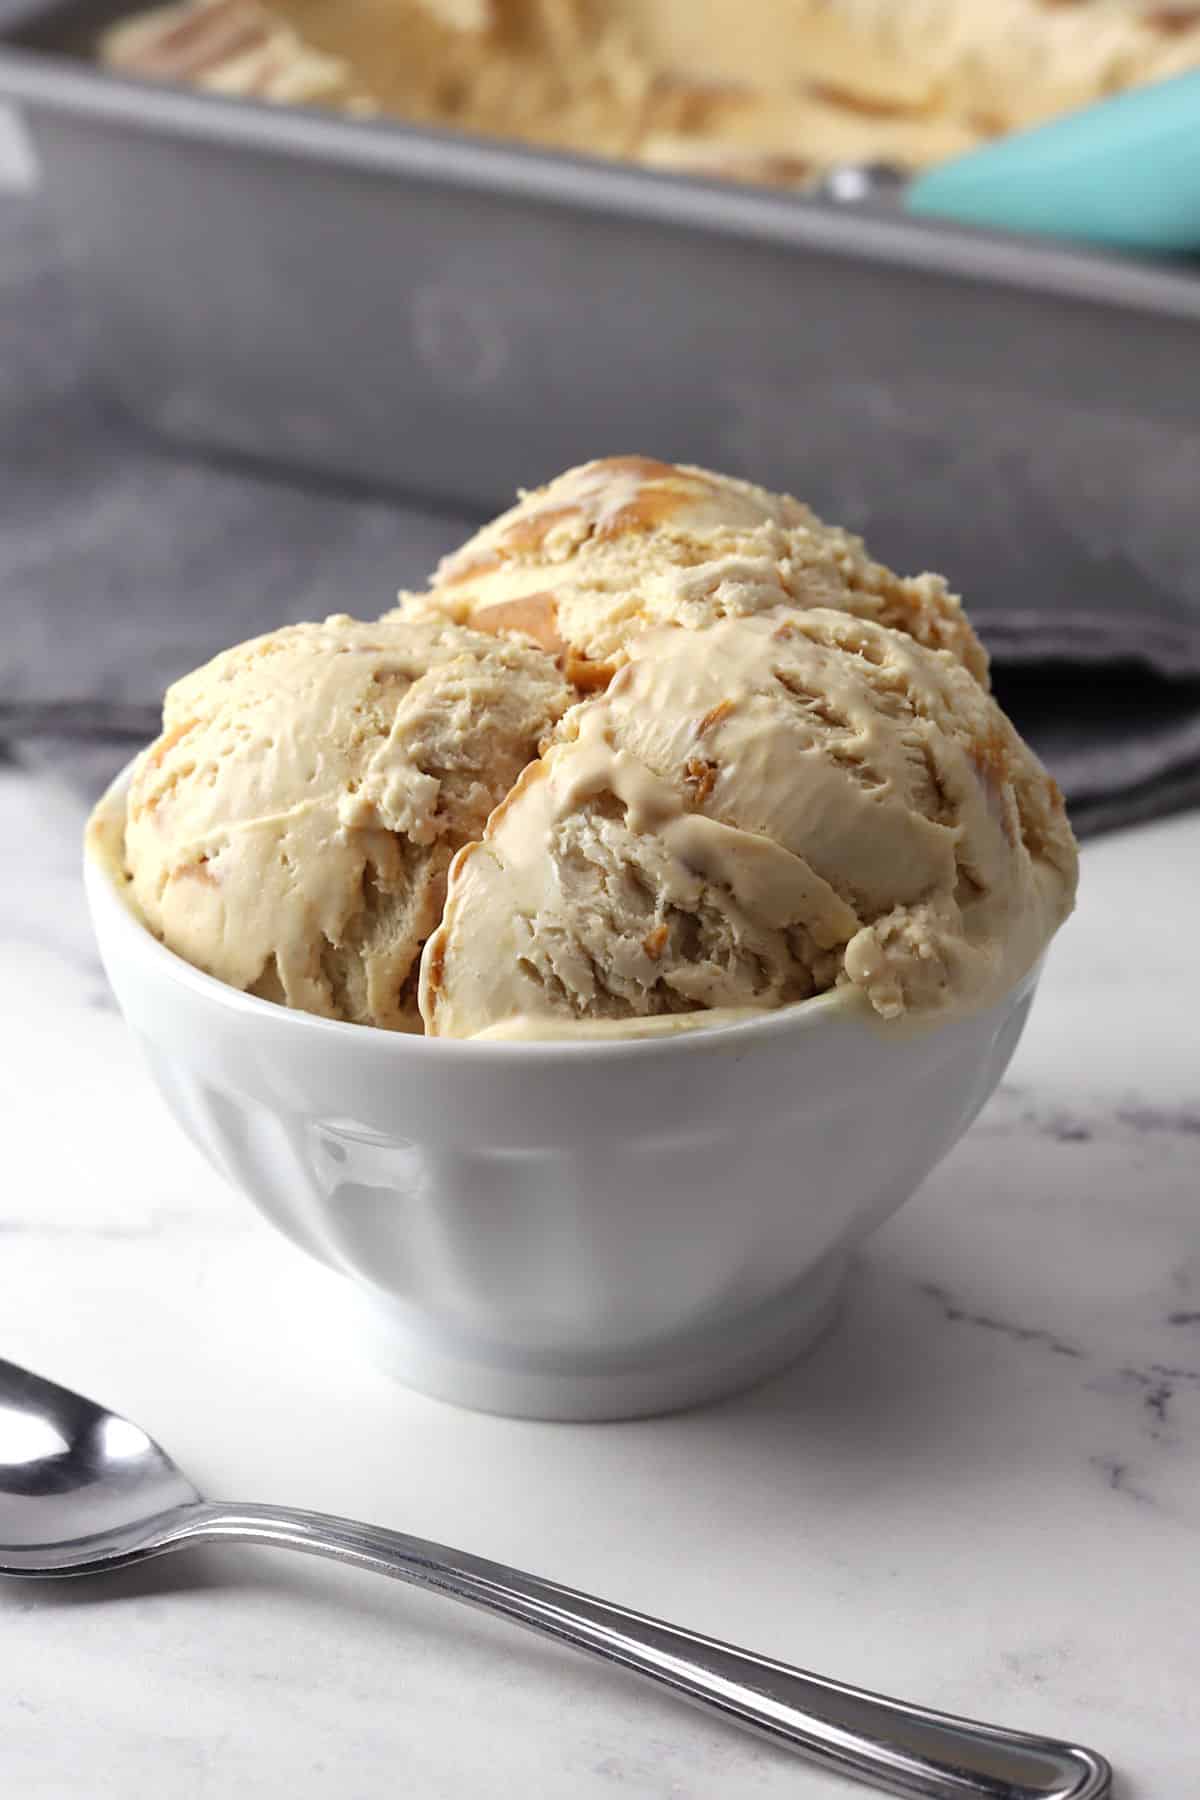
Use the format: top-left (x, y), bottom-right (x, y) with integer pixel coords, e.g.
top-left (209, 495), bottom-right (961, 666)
top-left (84, 790), bottom-right (1039, 1421)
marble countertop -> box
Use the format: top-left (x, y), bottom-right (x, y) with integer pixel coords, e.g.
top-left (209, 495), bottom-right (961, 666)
top-left (1, 763), bottom-right (1197, 1798)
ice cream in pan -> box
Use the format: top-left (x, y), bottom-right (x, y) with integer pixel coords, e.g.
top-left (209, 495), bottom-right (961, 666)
top-left (99, 0), bottom-right (1200, 190)
top-left (91, 457), bottom-right (1077, 1042)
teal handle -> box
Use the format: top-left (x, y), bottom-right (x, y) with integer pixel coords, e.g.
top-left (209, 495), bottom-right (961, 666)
top-left (906, 68), bottom-right (1200, 252)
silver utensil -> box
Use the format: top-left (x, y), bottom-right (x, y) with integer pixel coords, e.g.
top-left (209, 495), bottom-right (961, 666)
top-left (0, 1357), bottom-right (1109, 1799)
top-left (812, 162), bottom-right (909, 207)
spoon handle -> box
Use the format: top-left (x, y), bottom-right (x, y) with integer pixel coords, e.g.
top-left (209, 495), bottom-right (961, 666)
top-left (171, 1502), bottom-right (1108, 1800)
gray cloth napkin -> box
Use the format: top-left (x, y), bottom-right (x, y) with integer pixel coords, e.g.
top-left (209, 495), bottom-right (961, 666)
top-left (4, 189), bottom-right (1200, 836)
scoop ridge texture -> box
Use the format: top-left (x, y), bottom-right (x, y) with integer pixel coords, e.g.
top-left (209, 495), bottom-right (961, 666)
top-left (113, 615), bottom-right (570, 1030)
top-left (419, 607), bottom-right (1075, 1036)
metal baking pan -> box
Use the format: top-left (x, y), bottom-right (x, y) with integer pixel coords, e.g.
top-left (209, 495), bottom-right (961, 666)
top-left (4, 0), bottom-right (1200, 623)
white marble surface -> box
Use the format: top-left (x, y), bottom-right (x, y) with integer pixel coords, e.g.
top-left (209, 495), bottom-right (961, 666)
top-left (1, 763), bottom-right (1197, 1798)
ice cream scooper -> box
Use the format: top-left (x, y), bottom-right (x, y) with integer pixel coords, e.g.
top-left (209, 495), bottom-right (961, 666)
top-left (824, 69), bottom-right (1200, 254)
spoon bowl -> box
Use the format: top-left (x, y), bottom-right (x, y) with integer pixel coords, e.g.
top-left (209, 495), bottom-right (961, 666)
top-left (0, 1357), bottom-right (198, 1563)
top-left (0, 1356), bottom-right (1110, 1799)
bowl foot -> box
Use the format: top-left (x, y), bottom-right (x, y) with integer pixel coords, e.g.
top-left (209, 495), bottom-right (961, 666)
top-left (340, 1252), bottom-right (851, 1422)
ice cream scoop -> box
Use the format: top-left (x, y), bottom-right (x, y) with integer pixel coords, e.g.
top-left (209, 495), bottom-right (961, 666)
top-left (398, 456), bottom-right (988, 689)
top-left (421, 609), bottom-right (1075, 1039)
top-left (906, 68), bottom-right (1200, 253)
top-left (95, 615), bottom-right (569, 1030)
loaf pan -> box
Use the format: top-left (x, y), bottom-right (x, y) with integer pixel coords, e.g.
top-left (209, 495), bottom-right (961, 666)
top-left (4, 0), bottom-right (1200, 626)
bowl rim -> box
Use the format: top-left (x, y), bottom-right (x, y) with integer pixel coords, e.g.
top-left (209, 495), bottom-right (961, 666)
top-left (84, 763), bottom-right (1036, 1066)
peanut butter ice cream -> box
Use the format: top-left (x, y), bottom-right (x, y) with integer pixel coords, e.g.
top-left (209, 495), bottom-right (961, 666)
top-left (398, 456), bottom-right (988, 691)
top-left (420, 610), bottom-right (1076, 1037)
top-left (94, 615), bottom-right (569, 1030)
top-left (91, 459), bottom-right (1077, 1043)
top-left (100, 0), bottom-right (1200, 189)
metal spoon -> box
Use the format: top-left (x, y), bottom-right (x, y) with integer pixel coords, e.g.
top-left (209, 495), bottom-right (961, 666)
top-left (0, 1357), bottom-right (1109, 1799)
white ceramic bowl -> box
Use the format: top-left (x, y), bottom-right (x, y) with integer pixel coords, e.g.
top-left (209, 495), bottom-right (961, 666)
top-left (85, 793), bottom-right (1039, 1422)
